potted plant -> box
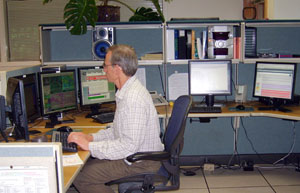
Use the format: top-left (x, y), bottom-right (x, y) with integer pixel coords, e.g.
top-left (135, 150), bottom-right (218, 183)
top-left (43, 0), bottom-right (172, 35)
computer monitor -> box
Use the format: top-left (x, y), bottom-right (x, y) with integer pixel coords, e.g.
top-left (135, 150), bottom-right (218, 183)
top-left (253, 61), bottom-right (296, 112)
top-left (0, 143), bottom-right (64, 193)
top-left (188, 60), bottom-right (232, 107)
top-left (6, 77), bottom-right (29, 141)
top-left (14, 73), bottom-right (40, 123)
top-left (0, 95), bottom-right (8, 142)
top-left (39, 70), bottom-right (77, 128)
top-left (78, 66), bottom-right (116, 117)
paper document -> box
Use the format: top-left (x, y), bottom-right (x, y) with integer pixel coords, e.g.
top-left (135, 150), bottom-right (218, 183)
top-left (136, 68), bottom-right (146, 87)
top-left (63, 153), bottom-right (83, 166)
top-left (168, 72), bottom-right (188, 100)
top-left (0, 166), bottom-right (50, 193)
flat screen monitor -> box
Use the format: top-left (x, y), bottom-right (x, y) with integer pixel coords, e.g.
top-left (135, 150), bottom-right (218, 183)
top-left (253, 61), bottom-right (296, 112)
top-left (0, 95), bottom-right (8, 142)
top-left (78, 66), bottom-right (116, 117)
top-left (188, 60), bottom-right (232, 107)
top-left (14, 73), bottom-right (40, 123)
top-left (0, 143), bottom-right (64, 193)
top-left (6, 77), bottom-right (29, 141)
top-left (39, 70), bottom-right (77, 128)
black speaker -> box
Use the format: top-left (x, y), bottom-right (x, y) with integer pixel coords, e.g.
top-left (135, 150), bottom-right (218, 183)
top-left (92, 27), bottom-right (114, 60)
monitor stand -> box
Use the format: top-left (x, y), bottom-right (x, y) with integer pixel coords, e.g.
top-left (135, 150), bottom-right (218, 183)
top-left (0, 131), bottom-right (8, 142)
top-left (45, 113), bottom-right (75, 128)
top-left (258, 98), bottom-right (292, 113)
top-left (85, 104), bottom-right (113, 118)
top-left (258, 106), bottom-right (291, 113)
top-left (205, 95), bottom-right (215, 107)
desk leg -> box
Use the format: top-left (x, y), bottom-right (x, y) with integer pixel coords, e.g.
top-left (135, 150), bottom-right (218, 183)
top-left (233, 116), bottom-right (240, 130)
top-left (233, 117), bottom-right (240, 154)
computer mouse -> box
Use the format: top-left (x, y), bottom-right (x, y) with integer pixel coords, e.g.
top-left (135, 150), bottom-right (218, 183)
top-left (236, 104), bottom-right (245, 110)
top-left (56, 126), bottom-right (73, 132)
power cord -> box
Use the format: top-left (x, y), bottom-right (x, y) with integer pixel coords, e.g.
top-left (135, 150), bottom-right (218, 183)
top-left (240, 118), bottom-right (273, 164)
top-left (273, 121), bottom-right (296, 165)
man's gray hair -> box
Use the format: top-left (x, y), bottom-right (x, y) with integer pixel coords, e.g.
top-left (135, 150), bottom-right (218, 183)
top-left (107, 44), bottom-right (138, 76)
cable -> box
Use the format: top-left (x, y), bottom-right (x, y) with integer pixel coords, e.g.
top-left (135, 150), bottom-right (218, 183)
top-left (240, 117), bottom-right (272, 164)
top-left (273, 121), bottom-right (296, 165)
top-left (157, 65), bottom-right (166, 97)
top-left (226, 117), bottom-right (241, 169)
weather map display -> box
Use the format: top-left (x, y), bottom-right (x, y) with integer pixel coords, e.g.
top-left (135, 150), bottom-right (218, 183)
top-left (40, 71), bottom-right (77, 115)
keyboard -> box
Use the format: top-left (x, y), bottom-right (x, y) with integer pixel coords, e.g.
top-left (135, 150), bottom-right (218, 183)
top-left (189, 106), bottom-right (222, 113)
top-left (92, 112), bottom-right (115, 124)
top-left (52, 131), bottom-right (78, 152)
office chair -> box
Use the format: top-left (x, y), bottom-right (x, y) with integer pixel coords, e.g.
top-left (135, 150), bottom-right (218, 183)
top-left (105, 95), bottom-right (192, 193)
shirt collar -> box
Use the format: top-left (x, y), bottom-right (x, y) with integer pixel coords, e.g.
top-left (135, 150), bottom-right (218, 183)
top-left (116, 75), bottom-right (137, 100)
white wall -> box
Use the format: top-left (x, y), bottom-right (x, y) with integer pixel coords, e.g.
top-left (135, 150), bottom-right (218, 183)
top-left (163, 0), bottom-right (243, 21)
top-left (273, 0), bottom-right (300, 19)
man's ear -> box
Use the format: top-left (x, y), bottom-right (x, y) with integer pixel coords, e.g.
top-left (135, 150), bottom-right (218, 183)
top-left (115, 65), bottom-right (123, 74)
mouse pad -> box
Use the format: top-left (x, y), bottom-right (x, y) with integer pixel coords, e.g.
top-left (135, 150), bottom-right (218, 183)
top-left (228, 107), bottom-right (254, 112)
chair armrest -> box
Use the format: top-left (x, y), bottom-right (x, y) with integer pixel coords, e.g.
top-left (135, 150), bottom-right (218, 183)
top-left (127, 151), bottom-right (170, 163)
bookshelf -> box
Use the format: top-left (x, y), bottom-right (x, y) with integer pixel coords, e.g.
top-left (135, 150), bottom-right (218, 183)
top-left (242, 20), bottom-right (300, 64)
top-left (165, 20), bottom-right (241, 65)
top-left (40, 20), bottom-right (300, 66)
top-left (39, 22), bottom-right (164, 66)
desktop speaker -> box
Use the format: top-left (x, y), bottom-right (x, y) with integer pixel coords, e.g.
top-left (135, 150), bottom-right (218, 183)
top-left (208, 26), bottom-right (234, 59)
top-left (92, 27), bottom-right (114, 60)
top-left (235, 85), bottom-right (247, 103)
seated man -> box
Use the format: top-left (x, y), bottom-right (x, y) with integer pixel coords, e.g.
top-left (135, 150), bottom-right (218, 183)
top-left (68, 44), bottom-right (164, 193)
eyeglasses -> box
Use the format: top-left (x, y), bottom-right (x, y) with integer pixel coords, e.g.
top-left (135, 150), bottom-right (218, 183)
top-left (103, 63), bottom-right (113, 68)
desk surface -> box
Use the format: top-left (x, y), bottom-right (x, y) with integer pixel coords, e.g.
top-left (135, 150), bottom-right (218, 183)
top-left (28, 108), bottom-right (168, 192)
top-left (34, 126), bottom-right (101, 192)
top-left (29, 111), bottom-right (106, 192)
top-left (192, 101), bottom-right (300, 121)
top-left (27, 102), bottom-right (300, 192)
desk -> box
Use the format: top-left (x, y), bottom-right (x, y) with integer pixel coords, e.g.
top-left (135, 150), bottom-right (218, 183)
top-left (33, 125), bottom-right (102, 192)
top-left (28, 107), bottom-right (169, 192)
top-left (186, 101), bottom-right (300, 126)
top-left (177, 101), bottom-right (300, 165)
top-left (29, 111), bottom-right (107, 192)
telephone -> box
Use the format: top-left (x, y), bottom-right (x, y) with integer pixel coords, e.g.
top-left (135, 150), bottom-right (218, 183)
top-left (150, 91), bottom-right (168, 106)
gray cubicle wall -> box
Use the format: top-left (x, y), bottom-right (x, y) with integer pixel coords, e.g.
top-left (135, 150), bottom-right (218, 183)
top-left (40, 22), bottom-right (300, 165)
top-left (40, 23), bottom-right (163, 62)
top-left (178, 62), bottom-right (300, 164)
top-left (256, 27), bottom-right (300, 57)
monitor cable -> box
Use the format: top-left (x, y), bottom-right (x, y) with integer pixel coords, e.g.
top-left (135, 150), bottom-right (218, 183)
top-left (273, 121), bottom-right (296, 165)
top-left (226, 117), bottom-right (241, 169)
top-left (157, 65), bottom-right (166, 98)
top-left (240, 118), bottom-right (272, 164)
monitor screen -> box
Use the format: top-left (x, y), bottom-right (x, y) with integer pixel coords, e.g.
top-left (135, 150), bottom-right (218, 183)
top-left (253, 62), bottom-right (296, 100)
top-left (14, 73), bottom-right (40, 123)
top-left (6, 77), bottom-right (29, 141)
top-left (188, 60), bottom-right (232, 106)
top-left (78, 67), bottom-right (115, 116)
top-left (39, 70), bottom-right (77, 128)
top-left (0, 143), bottom-right (64, 193)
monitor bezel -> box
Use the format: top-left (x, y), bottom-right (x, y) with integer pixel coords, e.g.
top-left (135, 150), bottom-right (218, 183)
top-left (6, 77), bottom-right (29, 141)
top-left (0, 95), bottom-right (8, 142)
top-left (38, 69), bottom-right (78, 116)
top-left (188, 59), bottom-right (232, 96)
top-left (252, 61), bottom-right (297, 101)
top-left (14, 73), bottom-right (41, 123)
top-left (77, 66), bottom-right (116, 107)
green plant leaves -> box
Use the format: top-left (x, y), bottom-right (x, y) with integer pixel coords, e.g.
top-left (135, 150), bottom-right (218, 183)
top-left (129, 7), bottom-right (162, 22)
top-left (64, 0), bottom-right (98, 35)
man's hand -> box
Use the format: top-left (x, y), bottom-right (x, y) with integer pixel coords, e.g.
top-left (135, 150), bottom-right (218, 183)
top-left (68, 132), bottom-right (93, 151)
